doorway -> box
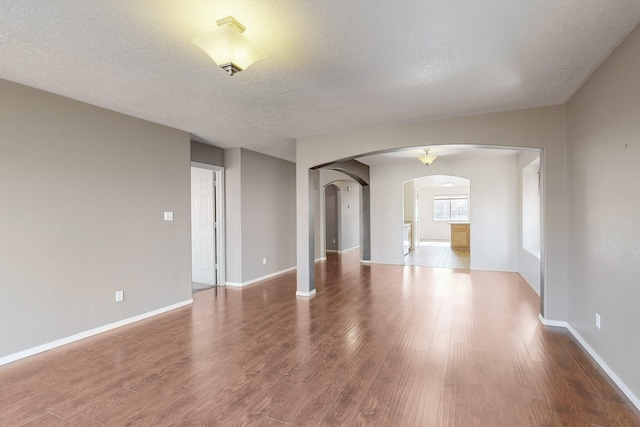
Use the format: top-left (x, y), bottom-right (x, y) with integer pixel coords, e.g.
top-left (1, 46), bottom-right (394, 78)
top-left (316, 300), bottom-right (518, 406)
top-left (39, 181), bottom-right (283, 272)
top-left (191, 164), bottom-right (225, 292)
top-left (403, 175), bottom-right (471, 269)
top-left (325, 184), bottom-right (340, 252)
top-left (321, 179), bottom-right (362, 258)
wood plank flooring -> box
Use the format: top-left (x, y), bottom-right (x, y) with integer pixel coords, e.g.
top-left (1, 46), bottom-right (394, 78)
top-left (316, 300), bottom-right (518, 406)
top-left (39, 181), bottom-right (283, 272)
top-left (1, 251), bottom-right (639, 426)
top-left (404, 241), bottom-right (470, 269)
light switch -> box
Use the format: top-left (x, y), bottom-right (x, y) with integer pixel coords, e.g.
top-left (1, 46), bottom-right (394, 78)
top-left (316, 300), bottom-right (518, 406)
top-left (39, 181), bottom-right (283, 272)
top-left (164, 212), bottom-right (174, 221)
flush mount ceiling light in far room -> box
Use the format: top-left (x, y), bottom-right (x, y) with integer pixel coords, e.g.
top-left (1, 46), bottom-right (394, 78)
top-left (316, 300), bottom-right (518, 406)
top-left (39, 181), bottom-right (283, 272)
top-left (442, 182), bottom-right (455, 187)
top-left (191, 16), bottom-right (266, 76)
top-left (418, 149), bottom-right (437, 166)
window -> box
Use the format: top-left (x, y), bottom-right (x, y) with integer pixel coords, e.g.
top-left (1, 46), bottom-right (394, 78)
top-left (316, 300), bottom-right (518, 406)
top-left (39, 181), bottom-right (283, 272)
top-left (434, 195), bottom-right (468, 221)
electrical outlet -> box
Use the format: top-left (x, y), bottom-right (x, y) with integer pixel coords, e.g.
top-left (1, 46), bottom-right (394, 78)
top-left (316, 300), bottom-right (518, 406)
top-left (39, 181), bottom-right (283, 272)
top-left (262, 258), bottom-right (267, 265)
top-left (595, 313), bottom-right (601, 329)
top-left (115, 290), bottom-right (124, 302)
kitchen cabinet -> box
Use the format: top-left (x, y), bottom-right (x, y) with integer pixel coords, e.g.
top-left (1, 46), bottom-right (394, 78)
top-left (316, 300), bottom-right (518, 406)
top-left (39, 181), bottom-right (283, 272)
top-left (451, 223), bottom-right (470, 250)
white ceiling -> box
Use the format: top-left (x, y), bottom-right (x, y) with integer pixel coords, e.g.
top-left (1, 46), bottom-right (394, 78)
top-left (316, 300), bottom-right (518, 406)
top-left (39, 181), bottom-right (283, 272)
top-left (1, 1), bottom-right (639, 162)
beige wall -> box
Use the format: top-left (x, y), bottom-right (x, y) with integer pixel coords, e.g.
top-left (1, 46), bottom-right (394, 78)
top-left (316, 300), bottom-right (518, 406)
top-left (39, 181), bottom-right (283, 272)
top-left (567, 23), bottom-right (640, 398)
top-left (0, 79), bottom-right (192, 359)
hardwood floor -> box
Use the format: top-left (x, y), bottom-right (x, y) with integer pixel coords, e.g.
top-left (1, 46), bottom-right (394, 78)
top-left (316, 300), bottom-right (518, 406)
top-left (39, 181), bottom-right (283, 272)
top-left (404, 241), bottom-right (470, 269)
top-left (1, 251), bottom-right (639, 426)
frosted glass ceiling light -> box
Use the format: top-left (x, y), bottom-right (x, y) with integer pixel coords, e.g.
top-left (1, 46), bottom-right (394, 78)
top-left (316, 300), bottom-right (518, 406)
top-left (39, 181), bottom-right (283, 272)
top-left (418, 149), bottom-right (437, 166)
top-left (192, 16), bottom-right (266, 76)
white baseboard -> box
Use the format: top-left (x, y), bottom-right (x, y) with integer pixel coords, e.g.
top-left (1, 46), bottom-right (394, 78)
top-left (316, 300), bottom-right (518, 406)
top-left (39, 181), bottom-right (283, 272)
top-left (225, 266), bottom-right (297, 288)
top-left (338, 245), bottom-right (360, 254)
top-left (361, 260), bottom-right (403, 266)
top-left (538, 314), bottom-right (640, 410)
top-left (225, 282), bottom-right (243, 287)
top-left (0, 299), bottom-right (193, 367)
top-left (296, 289), bottom-right (317, 297)
top-left (315, 257), bottom-right (327, 262)
top-left (566, 324), bottom-right (640, 410)
top-left (538, 314), bottom-right (568, 328)
top-left (325, 249), bottom-right (338, 253)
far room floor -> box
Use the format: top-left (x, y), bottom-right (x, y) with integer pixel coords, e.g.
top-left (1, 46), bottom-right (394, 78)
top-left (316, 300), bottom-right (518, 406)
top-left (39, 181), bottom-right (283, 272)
top-left (404, 240), bottom-right (470, 269)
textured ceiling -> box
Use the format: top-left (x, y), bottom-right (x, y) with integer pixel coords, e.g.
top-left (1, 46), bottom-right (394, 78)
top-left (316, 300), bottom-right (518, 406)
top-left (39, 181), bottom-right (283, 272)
top-left (1, 1), bottom-right (640, 162)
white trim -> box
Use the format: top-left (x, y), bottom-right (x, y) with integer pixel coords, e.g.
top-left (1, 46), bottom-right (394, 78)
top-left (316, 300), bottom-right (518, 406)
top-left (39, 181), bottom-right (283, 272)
top-left (566, 324), bottom-right (640, 411)
top-left (538, 314), bottom-right (568, 328)
top-left (338, 245), bottom-right (360, 254)
top-left (190, 162), bottom-right (226, 286)
top-left (538, 314), bottom-right (640, 411)
top-left (325, 249), bottom-right (338, 253)
top-left (362, 260), bottom-right (403, 266)
top-left (296, 289), bottom-right (317, 297)
top-left (225, 281), bottom-right (243, 287)
top-left (0, 299), bottom-right (193, 367)
top-left (225, 266), bottom-right (297, 288)
top-left (315, 257), bottom-right (327, 262)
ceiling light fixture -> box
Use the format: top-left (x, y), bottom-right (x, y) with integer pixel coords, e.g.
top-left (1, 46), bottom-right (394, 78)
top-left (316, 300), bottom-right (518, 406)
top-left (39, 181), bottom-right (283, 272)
top-left (442, 182), bottom-right (455, 187)
top-left (191, 16), bottom-right (266, 76)
top-left (418, 149), bottom-right (437, 166)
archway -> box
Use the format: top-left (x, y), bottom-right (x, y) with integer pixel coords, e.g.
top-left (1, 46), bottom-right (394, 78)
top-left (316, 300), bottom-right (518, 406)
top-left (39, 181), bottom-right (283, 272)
top-left (403, 174), bottom-right (471, 269)
top-left (294, 110), bottom-right (562, 323)
top-left (324, 183), bottom-right (340, 253)
top-left (321, 179), bottom-right (362, 258)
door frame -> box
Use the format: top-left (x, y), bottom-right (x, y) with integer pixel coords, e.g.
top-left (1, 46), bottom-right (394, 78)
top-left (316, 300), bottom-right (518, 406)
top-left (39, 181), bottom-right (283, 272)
top-left (191, 162), bottom-right (225, 286)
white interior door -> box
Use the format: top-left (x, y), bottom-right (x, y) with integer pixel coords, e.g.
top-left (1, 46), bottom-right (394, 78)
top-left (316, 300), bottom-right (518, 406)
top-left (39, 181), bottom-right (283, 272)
top-left (191, 167), bottom-right (216, 285)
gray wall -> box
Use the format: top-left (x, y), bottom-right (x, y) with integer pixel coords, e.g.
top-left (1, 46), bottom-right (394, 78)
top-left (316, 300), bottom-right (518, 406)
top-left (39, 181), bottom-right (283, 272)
top-left (224, 148), bottom-right (243, 283)
top-left (316, 170), bottom-right (360, 259)
top-left (325, 185), bottom-right (339, 251)
top-left (224, 148), bottom-right (296, 284)
top-left (567, 23), bottom-right (640, 398)
top-left (0, 79), bottom-right (192, 358)
top-left (191, 141), bottom-right (224, 166)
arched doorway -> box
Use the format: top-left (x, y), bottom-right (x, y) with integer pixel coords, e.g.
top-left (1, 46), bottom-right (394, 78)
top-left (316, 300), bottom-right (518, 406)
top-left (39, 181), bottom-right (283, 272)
top-left (299, 143), bottom-right (548, 318)
top-left (322, 179), bottom-right (362, 257)
top-left (403, 174), bottom-right (471, 269)
top-left (324, 184), bottom-right (340, 253)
